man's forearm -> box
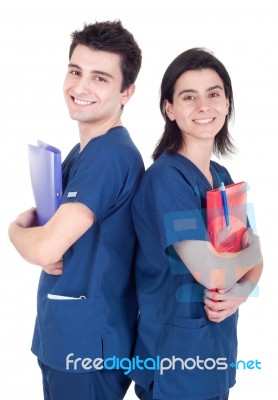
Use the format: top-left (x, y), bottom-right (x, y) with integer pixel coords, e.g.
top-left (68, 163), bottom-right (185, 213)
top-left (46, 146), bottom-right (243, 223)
top-left (8, 221), bottom-right (52, 266)
top-left (8, 203), bottom-right (95, 267)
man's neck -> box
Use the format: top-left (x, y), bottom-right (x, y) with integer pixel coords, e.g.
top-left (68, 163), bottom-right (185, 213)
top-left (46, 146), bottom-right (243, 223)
top-left (78, 118), bottom-right (122, 151)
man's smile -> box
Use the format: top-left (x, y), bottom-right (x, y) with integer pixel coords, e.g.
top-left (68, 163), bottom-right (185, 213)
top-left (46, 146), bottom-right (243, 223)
top-left (71, 96), bottom-right (95, 106)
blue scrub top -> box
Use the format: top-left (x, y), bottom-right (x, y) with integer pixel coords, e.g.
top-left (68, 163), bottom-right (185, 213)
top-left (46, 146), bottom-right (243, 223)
top-left (31, 126), bottom-right (144, 372)
top-left (131, 150), bottom-right (238, 399)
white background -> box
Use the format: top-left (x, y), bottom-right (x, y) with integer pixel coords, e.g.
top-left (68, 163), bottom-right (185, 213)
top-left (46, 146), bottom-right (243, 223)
top-left (0, 0), bottom-right (277, 398)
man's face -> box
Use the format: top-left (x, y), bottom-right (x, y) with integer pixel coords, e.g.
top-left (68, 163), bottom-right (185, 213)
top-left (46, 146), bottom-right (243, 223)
top-left (63, 45), bottom-right (130, 126)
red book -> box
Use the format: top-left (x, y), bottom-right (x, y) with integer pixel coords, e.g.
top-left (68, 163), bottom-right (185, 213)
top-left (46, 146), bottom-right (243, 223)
top-left (206, 181), bottom-right (247, 253)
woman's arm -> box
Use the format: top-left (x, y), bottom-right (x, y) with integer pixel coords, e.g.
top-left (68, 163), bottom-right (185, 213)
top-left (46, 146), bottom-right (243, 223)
top-left (173, 228), bottom-right (263, 290)
top-left (204, 261), bottom-right (263, 322)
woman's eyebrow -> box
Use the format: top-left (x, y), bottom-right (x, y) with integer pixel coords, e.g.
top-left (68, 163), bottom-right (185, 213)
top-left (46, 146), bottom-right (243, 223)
top-left (178, 85), bottom-right (224, 97)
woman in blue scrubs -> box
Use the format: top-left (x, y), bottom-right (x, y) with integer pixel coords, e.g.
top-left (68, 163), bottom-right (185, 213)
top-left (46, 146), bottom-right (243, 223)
top-left (131, 48), bottom-right (263, 399)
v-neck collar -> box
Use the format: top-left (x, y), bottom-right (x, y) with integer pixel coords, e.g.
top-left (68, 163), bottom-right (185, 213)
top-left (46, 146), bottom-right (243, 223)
top-left (170, 151), bottom-right (219, 190)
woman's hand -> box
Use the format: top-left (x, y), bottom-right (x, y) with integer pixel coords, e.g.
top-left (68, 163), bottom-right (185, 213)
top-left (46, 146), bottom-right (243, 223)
top-left (204, 284), bottom-right (248, 323)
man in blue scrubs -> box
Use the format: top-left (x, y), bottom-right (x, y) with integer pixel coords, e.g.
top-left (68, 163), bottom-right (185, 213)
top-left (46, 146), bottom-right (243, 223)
top-left (9, 21), bottom-right (143, 400)
top-left (131, 49), bottom-right (262, 399)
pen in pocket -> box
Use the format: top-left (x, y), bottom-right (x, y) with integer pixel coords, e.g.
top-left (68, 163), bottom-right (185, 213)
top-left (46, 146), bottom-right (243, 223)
top-left (47, 294), bottom-right (86, 300)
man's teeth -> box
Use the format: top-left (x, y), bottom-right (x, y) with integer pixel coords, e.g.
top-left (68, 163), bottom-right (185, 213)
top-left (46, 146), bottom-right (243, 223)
top-left (194, 118), bottom-right (213, 124)
top-left (74, 98), bottom-right (93, 105)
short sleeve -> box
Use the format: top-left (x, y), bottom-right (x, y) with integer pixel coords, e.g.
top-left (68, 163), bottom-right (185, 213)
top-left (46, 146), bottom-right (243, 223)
top-left (149, 165), bottom-right (208, 254)
top-left (62, 140), bottom-right (137, 221)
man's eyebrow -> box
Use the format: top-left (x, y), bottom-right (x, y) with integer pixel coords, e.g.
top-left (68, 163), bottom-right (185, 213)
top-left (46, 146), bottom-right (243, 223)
top-left (68, 63), bottom-right (81, 70)
top-left (91, 70), bottom-right (114, 79)
top-left (178, 85), bottom-right (224, 97)
top-left (68, 64), bottom-right (114, 79)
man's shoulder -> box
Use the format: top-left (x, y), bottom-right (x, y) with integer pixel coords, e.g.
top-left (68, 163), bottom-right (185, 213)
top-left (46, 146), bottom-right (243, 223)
top-left (103, 126), bottom-right (143, 165)
top-left (93, 126), bottom-right (139, 155)
top-left (73, 127), bottom-right (143, 178)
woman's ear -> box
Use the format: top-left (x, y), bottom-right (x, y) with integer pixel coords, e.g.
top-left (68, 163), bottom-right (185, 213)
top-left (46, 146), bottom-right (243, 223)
top-left (225, 99), bottom-right (230, 116)
top-left (164, 100), bottom-right (175, 121)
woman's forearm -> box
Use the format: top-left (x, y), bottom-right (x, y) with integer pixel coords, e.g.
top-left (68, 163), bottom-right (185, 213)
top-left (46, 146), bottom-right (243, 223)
top-left (174, 232), bottom-right (263, 289)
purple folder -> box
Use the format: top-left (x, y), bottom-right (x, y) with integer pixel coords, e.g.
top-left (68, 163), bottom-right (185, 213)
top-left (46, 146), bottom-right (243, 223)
top-left (28, 140), bottom-right (63, 225)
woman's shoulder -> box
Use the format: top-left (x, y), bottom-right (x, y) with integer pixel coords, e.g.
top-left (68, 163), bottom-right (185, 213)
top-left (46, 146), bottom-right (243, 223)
top-left (210, 159), bottom-right (228, 171)
top-left (142, 151), bottom-right (196, 189)
top-left (210, 160), bottom-right (233, 185)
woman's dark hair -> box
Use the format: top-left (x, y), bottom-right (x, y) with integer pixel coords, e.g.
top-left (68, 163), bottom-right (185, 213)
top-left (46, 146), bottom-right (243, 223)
top-left (153, 48), bottom-right (235, 160)
top-left (69, 20), bottom-right (142, 92)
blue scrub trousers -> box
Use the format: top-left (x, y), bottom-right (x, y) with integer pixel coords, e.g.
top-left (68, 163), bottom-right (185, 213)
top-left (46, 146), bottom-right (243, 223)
top-left (38, 360), bottom-right (131, 400)
top-left (135, 383), bottom-right (229, 400)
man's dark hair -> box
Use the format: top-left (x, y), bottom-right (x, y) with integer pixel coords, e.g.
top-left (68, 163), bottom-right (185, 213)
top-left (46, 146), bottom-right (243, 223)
top-left (153, 48), bottom-right (235, 161)
top-left (69, 20), bottom-right (142, 92)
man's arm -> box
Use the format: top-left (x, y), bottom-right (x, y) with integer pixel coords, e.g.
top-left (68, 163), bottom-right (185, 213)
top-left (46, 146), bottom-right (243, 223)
top-left (173, 228), bottom-right (263, 290)
top-left (8, 203), bottom-right (94, 267)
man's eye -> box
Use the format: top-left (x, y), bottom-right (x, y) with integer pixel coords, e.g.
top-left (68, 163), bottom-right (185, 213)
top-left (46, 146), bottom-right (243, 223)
top-left (183, 95), bottom-right (195, 101)
top-left (94, 76), bottom-right (107, 82)
top-left (209, 92), bottom-right (219, 98)
top-left (70, 70), bottom-right (80, 76)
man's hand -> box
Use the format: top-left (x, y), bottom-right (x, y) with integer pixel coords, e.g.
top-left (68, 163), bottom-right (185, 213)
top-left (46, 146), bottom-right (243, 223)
top-left (15, 207), bottom-right (38, 228)
top-left (43, 260), bottom-right (63, 275)
top-left (204, 284), bottom-right (247, 323)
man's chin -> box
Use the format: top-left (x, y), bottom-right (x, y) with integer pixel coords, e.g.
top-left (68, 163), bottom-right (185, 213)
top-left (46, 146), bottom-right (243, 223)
top-left (69, 112), bottom-right (92, 123)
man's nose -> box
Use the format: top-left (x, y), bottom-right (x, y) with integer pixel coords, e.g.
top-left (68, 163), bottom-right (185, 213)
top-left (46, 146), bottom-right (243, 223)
top-left (74, 77), bottom-right (91, 95)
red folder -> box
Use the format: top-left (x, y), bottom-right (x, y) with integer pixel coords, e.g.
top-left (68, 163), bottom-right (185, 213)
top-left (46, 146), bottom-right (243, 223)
top-left (206, 181), bottom-right (247, 252)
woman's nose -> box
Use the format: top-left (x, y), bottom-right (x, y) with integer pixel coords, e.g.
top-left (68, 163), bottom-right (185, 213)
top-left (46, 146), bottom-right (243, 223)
top-left (197, 98), bottom-right (210, 112)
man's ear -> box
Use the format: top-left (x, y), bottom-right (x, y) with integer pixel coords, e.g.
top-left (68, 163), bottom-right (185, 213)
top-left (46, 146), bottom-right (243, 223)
top-left (121, 84), bottom-right (136, 106)
top-left (164, 100), bottom-right (175, 121)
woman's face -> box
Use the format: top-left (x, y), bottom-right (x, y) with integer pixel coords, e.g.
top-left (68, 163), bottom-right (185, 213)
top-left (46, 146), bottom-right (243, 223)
top-left (165, 68), bottom-right (229, 145)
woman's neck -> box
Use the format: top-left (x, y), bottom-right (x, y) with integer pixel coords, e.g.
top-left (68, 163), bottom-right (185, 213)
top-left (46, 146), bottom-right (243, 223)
top-left (178, 140), bottom-right (214, 185)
